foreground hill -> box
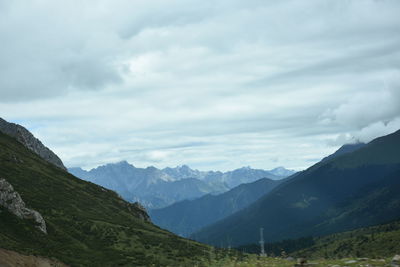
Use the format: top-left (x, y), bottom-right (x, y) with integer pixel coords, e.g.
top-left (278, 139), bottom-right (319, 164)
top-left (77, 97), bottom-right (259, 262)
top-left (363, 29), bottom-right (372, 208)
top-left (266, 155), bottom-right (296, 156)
top-left (150, 178), bottom-right (283, 237)
top-left (293, 219), bottom-right (400, 259)
top-left (193, 130), bottom-right (400, 247)
top-left (0, 130), bottom-right (208, 266)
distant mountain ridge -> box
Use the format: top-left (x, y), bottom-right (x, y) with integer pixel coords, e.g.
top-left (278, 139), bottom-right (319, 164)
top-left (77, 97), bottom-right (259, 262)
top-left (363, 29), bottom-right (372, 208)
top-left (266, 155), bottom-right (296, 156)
top-left (193, 129), bottom-right (400, 247)
top-left (69, 163), bottom-right (295, 209)
top-left (0, 117), bottom-right (66, 170)
top-left (150, 177), bottom-right (284, 237)
top-left (269, 166), bottom-right (297, 177)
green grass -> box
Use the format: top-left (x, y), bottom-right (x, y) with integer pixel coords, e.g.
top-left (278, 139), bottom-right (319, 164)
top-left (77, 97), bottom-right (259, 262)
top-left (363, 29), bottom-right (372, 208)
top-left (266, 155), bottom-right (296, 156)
top-left (237, 219), bottom-right (400, 261)
top-left (293, 220), bottom-right (400, 259)
top-left (198, 254), bottom-right (392, 267)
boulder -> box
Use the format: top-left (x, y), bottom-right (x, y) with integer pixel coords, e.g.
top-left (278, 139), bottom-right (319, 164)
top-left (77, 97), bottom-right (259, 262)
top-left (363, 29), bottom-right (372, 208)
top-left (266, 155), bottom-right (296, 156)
top-left (0, 178), bottom-right (47, 234)
top-left (392, 255), bottom-right (400, 267)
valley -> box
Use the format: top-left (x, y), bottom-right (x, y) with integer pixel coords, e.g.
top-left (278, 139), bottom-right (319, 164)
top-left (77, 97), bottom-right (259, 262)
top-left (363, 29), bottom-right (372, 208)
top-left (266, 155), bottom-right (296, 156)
top-left (1, 1), bottom-right (400, 265)
top-left (1, 117), bottom-right (400, 266)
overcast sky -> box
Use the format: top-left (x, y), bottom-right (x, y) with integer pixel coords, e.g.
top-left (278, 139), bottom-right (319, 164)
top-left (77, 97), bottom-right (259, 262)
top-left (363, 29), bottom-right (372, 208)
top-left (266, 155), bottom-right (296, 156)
top-left (1, 0), bottom-right (400, 171)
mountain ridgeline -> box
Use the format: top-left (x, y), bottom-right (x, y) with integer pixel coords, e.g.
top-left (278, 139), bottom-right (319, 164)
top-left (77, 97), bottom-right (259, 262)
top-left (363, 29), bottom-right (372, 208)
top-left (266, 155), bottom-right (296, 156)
top-left (192, 129), bottom-right (400, 247)
top-left (320, 142), bottom-right (366, 163)
top-left (69, 163), bottom-right (294, 209)
top-left (150, 178), bottom-right (284, 237)
top-left (0, 117), bottom-right (66, 170)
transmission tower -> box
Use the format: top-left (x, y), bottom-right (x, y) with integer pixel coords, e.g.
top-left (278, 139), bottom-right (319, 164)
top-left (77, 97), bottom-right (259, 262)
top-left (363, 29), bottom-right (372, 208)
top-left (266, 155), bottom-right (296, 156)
top-left (259, 227), bottom-right (266, 256)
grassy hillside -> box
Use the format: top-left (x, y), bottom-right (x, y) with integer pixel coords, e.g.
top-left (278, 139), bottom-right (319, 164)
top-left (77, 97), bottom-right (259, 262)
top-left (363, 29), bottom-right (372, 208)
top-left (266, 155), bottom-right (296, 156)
top-left (238, 219), bottom-right (400, 259)
top-left (0, 132), bottom-right (209, 266)
top-left (193, 130), bottom-right (400, 246)
top-left (295, 219), bottom-right (400, 259)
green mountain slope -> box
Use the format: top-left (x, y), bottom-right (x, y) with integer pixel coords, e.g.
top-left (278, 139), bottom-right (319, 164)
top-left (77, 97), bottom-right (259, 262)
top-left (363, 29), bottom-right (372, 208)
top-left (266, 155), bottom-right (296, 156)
top-left (0, 131), bottom-right (208, 266)
top-left (294, 219), bottom-right (400, 259)
top-left (150, 178), bottom-right (282, 237)
top-left (238, 219), bottom-right (400, 259)
top-left (192, 130), bottom-right (400, 247)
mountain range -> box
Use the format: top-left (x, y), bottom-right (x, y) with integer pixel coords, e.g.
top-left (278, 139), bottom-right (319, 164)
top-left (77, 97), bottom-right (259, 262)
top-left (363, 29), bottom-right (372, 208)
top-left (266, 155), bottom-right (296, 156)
top-left (2, 116), bottom-right (400, 265)
top-left (69, 163), bottom-right (295, 209)
top-left (192, 129), bottom-right (400, 247)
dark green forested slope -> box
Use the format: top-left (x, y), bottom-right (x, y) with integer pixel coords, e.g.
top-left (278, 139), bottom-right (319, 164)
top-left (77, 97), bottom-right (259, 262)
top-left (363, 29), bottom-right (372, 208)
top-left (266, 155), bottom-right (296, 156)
top-left (0, 132), bottom-right (209, 267)
top-left (193, 130), bottom-right (400, 247)
top-left (150, 178), bottom-right (282, 237)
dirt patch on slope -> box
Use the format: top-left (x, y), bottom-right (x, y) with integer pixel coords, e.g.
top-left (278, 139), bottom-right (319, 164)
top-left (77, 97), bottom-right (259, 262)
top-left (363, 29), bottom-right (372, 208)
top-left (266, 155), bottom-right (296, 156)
top-left (0, 248), bottom-right (68, 267)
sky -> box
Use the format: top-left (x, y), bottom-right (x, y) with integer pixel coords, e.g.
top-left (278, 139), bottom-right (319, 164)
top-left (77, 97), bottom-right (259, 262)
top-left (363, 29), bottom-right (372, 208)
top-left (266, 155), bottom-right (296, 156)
top-left (1, 0), bottom-right (400, 171)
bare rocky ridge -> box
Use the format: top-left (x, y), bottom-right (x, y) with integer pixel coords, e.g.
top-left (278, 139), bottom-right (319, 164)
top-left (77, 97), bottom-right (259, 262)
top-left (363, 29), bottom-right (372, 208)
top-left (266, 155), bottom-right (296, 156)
top-left (0, 117), bottom-right (66, 170)
top-left (0, 178), bottom-right (47, 234)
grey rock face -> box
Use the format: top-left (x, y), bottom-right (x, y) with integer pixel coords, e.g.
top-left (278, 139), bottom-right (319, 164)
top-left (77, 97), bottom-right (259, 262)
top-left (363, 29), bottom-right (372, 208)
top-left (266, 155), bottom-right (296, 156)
top-left (0, 117), bottom-right (66, 170)
top-left (131, 202), bottom-right (151, 222)
top-left (0, 178), bottom-right (47, 234)
top-left (392, 255), bottom-right (400, 267)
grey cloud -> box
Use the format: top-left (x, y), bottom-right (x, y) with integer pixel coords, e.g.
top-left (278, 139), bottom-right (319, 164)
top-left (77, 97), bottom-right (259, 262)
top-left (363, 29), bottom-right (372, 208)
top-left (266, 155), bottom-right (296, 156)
top-left (119, 141), bottom-right (209, 153)
top-left (247, 40), bottom-right (400, 89)
top-left (1, 0), bottom-right (400, 171)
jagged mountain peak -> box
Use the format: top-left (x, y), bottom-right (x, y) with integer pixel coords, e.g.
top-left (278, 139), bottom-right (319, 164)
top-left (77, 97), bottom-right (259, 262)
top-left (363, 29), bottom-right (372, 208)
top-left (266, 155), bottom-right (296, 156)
top-left (108, 160), bottom-right (132, 167)
top-left (176, 164), bottom-right (191, 170)
top-left (269, 166), bottom-right (296, 177)
top-left (238, 166), bottom-right (251, 170)
top-left (116, 160), bottom-right (131, 165)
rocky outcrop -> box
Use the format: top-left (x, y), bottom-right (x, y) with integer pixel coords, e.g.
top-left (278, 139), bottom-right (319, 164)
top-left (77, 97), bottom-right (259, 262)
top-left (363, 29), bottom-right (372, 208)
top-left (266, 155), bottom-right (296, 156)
top-left (131, 202), bottom-right (151, 222)
top-left (392, 255), bottom-right (400, 267)
top-left (0, 178), bottom-right (47, 234)
top-left (0, 117), bottom-right (66, 170)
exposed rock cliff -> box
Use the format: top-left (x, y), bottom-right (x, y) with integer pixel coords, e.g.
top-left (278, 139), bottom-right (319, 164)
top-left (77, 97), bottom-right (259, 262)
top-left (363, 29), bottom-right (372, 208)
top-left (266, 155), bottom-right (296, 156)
top-left (0, 117), bottom-right (66, 170)
top-left (132, 202), bottom-right (151, 222)
top-left (0, 178), bottom-right (47, 234)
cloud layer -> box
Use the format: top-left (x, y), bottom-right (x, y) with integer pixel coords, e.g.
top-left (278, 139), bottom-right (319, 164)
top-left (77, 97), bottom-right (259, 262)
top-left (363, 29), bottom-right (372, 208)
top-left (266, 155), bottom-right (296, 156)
top-left (1, 0), bottom-right (400, 170)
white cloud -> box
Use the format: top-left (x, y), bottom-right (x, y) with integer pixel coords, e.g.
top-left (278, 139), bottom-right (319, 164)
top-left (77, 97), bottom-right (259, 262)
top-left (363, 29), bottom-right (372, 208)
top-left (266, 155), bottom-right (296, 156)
top-left (1, 0), bottom-right (400, 171)
top-left (355, 118), bottom-right (400, 143)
